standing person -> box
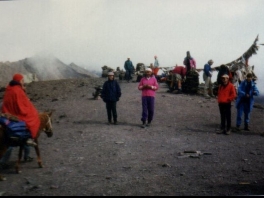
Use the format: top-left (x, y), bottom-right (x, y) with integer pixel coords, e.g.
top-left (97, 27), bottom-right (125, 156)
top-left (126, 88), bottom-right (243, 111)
top-left (235, 73), bottom-right (259, 131)
top-left (217, 74), bottom-right (237, 135)
top-left (138, 68), bottom-right (159, 128)
top-left (203, 59), bottom-right (214, 98)
top-left (101, 72), bottom-right (122, 125)
top-left (1, 73), bottom-right (40, 146)
top-left (153, 55), bottom-right (160, 77)
top-left (124, 57), bottom-right (134, 83)
top-left (183, 51), bottom-right (196, 72)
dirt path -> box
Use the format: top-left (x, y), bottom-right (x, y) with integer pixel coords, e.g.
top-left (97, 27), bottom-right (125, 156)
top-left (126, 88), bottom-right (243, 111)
top-left (0, 78), bottom-right (264, 196)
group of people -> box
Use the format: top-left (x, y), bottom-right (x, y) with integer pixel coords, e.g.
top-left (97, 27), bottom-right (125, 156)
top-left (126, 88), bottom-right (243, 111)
top-left (100, 67), bottom-right (158, 128)
top-left (124, 55), bottom-right (160, 83)
top-left (0, 56), bottom-right (260, 168)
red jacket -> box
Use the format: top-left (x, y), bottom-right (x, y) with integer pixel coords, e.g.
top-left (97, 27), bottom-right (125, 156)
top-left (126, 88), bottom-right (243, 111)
top-left (1, 84), bottom-right (40, 139)
top-left (172, 66), bottom-right (186, 79)
top-left (217, 82), bottom-right (236, 103)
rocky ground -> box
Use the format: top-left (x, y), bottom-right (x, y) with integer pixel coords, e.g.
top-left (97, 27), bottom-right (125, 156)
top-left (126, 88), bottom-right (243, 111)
top-left (0, 76), bottom-right (263, 196)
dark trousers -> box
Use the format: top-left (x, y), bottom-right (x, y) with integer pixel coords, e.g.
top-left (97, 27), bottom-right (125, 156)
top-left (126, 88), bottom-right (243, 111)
top-left (106, 101), bottom-right (117, 122)
top-left (141, 96), bottom-right (155, 123)
top-left (125, 70), bottom-right (132, 81)
top-left (218, 103), bottom-right (231, 130)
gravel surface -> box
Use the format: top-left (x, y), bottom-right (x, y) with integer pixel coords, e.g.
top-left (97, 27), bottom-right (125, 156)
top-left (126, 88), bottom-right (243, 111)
top-left (0, 77), bottom-right (263, 196)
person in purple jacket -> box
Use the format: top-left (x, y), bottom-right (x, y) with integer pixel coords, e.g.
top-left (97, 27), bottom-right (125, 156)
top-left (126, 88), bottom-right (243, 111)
top-left (138, 68), bottom-right (159, 128)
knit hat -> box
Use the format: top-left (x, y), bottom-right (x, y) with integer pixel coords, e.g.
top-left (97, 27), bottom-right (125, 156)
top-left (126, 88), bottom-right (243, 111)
top-left (145, 68), bottom-right (152, 72)
top-left (221, 74), bottom-right (229, 78)
top-left (108, 72), bottom-right (114, 76)
top-left (13, 73), bottom-right (24, 82)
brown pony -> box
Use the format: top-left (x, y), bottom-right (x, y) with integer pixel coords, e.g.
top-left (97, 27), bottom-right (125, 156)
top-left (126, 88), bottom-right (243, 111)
top-left (0, 111), bottom-right (53, 181)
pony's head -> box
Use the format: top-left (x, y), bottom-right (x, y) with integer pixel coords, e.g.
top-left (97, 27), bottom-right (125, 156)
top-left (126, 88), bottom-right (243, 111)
top-left (39, 111), bottom-right (53, 137)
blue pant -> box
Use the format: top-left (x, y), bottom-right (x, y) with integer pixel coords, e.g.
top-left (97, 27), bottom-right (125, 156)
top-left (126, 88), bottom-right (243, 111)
top-left (141, 96), bottom-right (155, 123)
top-left (0, 145), bottom-right (31, 164)
top-left (236, 102), bottom-right (251, 126)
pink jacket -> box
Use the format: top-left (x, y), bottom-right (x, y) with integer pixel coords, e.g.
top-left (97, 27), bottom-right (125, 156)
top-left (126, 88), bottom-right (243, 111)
top-left (183, 58), bottom-right (196, 69)
top-left (138, 76), bottom-right (159, 97)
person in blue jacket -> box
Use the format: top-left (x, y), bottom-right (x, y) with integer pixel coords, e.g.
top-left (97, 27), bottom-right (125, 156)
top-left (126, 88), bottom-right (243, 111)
top-left (124, 57), bottom-right (134, 82)
top-left (101, 72), bottom-right (122, 125)
top-left (235, 73), bottom-right (259, 131)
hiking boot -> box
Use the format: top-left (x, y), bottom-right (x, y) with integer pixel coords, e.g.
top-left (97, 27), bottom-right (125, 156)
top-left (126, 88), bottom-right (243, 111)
top-left (225, 129), bottom-right (231, 135)
top-left (26, 138), bottom-right (37, 147)
top-left (113, 121), bottom-right (118, 125)
top-left (244, 125), bottom-right (250, 131)
top-left (24, 156), bottom-right (34, 162)
top-left (0, 163), bottom-right (10, 169)
top-left (235, 126), bottom-right (240, 132)
top-left (107, 121), bottom-right (112, 125)
top-left (141, 121), bottom-right (146, 128)
top-left (217, 130), bottom-right (225, 134)
top-left (146, 122), bottom-right (151, 127)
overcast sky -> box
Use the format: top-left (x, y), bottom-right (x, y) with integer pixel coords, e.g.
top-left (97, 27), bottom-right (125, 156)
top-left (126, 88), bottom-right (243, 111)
top-left (0, 0), bottom-right (264, 91)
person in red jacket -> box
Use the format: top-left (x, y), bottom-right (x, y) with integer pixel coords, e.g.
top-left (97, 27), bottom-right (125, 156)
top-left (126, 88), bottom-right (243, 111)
top-left (172, 64), bottom-right (187, 94)
top-left (217, 74), bottom-right (237, 135)
top-left (1, 73), bottom-right (40, 146)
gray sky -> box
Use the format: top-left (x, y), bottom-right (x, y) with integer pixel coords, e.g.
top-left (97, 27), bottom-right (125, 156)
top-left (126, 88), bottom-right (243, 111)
top-left (0, 0), bottom-right (264, 91)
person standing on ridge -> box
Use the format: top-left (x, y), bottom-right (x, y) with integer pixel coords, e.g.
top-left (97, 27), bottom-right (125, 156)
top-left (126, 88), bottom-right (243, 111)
top-left (153, 55), bottom-right (160, 78)
top-left (203, 59), bottom-right (215, 98)
top-left (235, 73), bottom-right (259, 131)
top-left (138, 68), bottom-right (159, 128)
top-left (101, 72), bottom-right (122, 125)
top-left (183, 51), bottom-right (196, 73)
top-left (217, 74), bottom-right (237, 135)
top-left (124, 57), bottom-right (134, 83)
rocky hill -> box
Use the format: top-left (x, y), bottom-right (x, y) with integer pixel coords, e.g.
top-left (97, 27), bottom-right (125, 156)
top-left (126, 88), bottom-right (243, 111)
top-left (0, 54), bottom-right (98, 86)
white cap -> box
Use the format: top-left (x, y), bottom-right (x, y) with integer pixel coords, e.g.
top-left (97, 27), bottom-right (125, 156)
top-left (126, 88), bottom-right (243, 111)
top-left (108, 72), bottom-right (114, 76)
top-left (145, 68), bottom-right (152, 72)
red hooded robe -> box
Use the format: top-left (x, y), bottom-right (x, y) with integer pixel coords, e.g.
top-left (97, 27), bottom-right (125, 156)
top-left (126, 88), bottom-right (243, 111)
top-left (1, 84), bottom-right (40, 139)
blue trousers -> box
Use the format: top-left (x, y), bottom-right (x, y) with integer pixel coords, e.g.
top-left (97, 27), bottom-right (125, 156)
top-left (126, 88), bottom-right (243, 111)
top-left (236, 102), bottom-right (251, 126)
top-left (0, 145), bottom-right (30, 164)
top-left (141, 96), bottom-right (155, 123)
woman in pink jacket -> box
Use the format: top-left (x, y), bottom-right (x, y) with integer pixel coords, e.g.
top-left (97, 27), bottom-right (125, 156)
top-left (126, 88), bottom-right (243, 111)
top-left (138, 68), bottom-right (159, 128)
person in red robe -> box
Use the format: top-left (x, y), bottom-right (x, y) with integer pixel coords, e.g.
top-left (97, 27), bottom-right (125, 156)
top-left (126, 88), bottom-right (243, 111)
top-left (1, 73), bottom-right (40, 146)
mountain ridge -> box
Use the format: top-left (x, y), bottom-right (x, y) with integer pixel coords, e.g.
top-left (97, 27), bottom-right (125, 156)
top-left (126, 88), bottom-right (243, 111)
top-left (0, 55), bottom-right (99, 86)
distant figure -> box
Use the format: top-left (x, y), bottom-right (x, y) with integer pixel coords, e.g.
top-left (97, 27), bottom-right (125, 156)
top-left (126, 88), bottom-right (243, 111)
top-left (153, 56), bottom-right (160, 77)
top-left (203, 59), bottom-right (214, 98)
top-left (171, 64), bottom-right (187, 94)
top-left (217, 74), bottom-right (237, 135)
top-left (235, 73), bottom-right (259, 132)
top-left (101, 72), bottom-right (121, 125)
top-left (183, 51), bottom-right (196, 72)
top-left (1, 73), bottom-right (40, 146)
top-left (138, 68), bottom-right (159, 128)
top-left (124, 57), bottom-right (134, 83)
top-left (166, 70), bottom-right (174, 92)
top-left (154, 55), bottom-right (159, 68)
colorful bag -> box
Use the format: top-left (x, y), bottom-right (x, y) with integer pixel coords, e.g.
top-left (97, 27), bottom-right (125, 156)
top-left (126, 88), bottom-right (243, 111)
top-left (0, 116), bottom-right (31, 140)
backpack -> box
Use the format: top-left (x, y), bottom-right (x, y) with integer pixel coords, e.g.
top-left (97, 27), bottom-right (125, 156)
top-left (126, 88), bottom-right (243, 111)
top-left (0, 116), bottom-right (31, 140)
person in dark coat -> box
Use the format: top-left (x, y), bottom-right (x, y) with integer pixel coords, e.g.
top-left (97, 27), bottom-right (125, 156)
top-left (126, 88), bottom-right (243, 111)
top-left (124, 57), bottom-right (134, 82)
top-left (101, 72), bottom-right (122, 125)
